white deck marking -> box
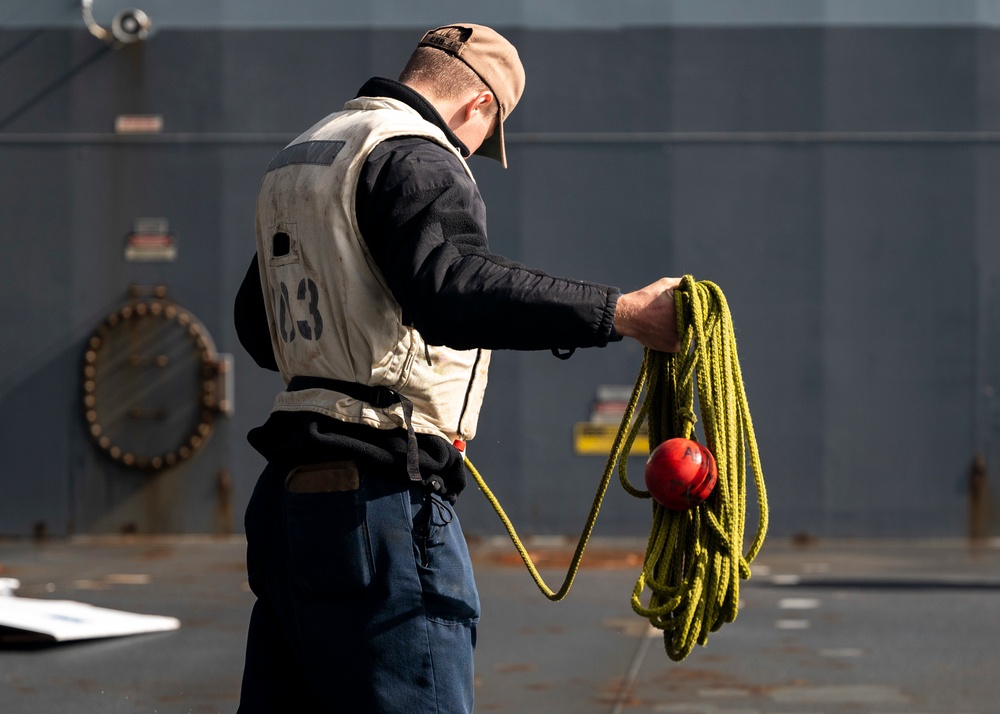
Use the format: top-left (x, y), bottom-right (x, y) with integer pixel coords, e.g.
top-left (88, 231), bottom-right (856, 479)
top-left (820, 647), bottom-right (865, 657)
top-left (775, 618), bottom-right (811, 629)
top-left (770, 684), bottom-right (909, 704)
top-left (779, 597), bottom-right (820, 609)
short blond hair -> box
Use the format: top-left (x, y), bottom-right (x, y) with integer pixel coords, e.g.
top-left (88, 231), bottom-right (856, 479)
top-left (399, 46), bottom-right (498, 116)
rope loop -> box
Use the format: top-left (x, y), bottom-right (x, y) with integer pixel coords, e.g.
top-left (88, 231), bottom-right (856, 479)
top-left (465, 275), bottom-right (768, 660)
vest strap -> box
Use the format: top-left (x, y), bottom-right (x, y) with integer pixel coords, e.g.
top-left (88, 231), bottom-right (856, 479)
top-left (286, 376), bottom-right (422, 483)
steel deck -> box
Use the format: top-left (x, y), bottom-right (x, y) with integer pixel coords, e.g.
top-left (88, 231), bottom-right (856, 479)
top-left (1, 536), bottom-right (998, 713)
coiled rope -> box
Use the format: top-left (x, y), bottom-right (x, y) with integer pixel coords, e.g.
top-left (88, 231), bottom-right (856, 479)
top-left (465, 275), bottom-right (768, 661)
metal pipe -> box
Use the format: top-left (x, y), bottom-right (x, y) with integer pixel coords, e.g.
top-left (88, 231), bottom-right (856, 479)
top-left (81, 0), bottom-right (111, 43)
top-left (7, 130), bottom-right (1000, 145)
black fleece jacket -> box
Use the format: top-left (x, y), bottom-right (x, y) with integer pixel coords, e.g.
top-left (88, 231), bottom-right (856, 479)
top-left (235, 77), bottom-right (622, 498)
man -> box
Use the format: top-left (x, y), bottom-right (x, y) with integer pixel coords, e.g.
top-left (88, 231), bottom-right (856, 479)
top-left (234, 23), bottom-right (681, 713)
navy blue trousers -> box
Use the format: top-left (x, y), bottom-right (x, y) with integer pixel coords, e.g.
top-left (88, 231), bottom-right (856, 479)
top-left (237, 461), bottom-right (479, 713)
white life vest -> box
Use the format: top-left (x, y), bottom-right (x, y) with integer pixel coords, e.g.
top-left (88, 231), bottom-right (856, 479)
top-left (255, 96), bottom-right (491, 444)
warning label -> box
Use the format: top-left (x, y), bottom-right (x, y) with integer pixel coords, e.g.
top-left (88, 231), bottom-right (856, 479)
top-left (573, 423), bottom-right (649, 456)
top-left (573, 384), bottom-right (650, 456)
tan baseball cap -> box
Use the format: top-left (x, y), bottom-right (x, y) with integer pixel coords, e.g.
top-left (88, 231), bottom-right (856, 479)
top-left (418, 23), bottom-right (525, 168)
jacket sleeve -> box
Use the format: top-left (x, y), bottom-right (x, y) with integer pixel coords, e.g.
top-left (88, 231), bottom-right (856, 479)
top-left (357, 138), bottom-right (622, 352)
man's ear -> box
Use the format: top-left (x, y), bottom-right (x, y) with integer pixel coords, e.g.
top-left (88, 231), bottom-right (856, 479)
top-left (464, 90), bottom-right (495, 121)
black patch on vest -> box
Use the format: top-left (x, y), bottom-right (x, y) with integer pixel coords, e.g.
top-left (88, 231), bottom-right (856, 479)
top-left (272, 232), bottom-right (290, 257)
top-left (266, 140), bottom-right (346, 172)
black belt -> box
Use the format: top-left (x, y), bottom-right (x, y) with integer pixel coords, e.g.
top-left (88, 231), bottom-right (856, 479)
top-left (286, 376), bottom-right (422, 483)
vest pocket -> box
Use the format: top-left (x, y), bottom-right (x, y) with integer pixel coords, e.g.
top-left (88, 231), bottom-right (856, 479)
top-left (283, 463), bottom-right (374, 594)
top-left (267, 222), bottom-right (300, 267)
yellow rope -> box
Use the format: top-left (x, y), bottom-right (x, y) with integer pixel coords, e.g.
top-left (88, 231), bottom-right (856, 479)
top-left (465, 275), bottom-right (768, 660)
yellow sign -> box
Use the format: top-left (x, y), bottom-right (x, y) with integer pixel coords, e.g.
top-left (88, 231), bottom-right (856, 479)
top-left (573, 423), bottom-right (649, 456)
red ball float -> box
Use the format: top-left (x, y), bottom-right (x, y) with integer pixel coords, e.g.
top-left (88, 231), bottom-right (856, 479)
top-left (644, 438), bottom-right (718, 510)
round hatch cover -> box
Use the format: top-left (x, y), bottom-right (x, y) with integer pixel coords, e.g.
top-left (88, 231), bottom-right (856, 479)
top-left (82, 292), bottom-right (221, 470)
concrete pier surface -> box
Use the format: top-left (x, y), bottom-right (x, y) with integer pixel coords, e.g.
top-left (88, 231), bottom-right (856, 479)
top-left (1, 535), bottom-right (998, 713)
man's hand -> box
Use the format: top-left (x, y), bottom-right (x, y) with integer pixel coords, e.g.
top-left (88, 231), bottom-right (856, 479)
top-left (613, 277), bottom-right (683, 353)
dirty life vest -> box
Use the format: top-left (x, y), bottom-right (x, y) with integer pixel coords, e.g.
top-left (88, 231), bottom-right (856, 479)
top-left (255, 96), bottom-right (491, 445)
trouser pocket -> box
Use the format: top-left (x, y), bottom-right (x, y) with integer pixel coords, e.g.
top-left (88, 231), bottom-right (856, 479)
top-left (411, 491), bottom-right (480, 625)
top-left (284, 461), bottom-right (374, 594)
